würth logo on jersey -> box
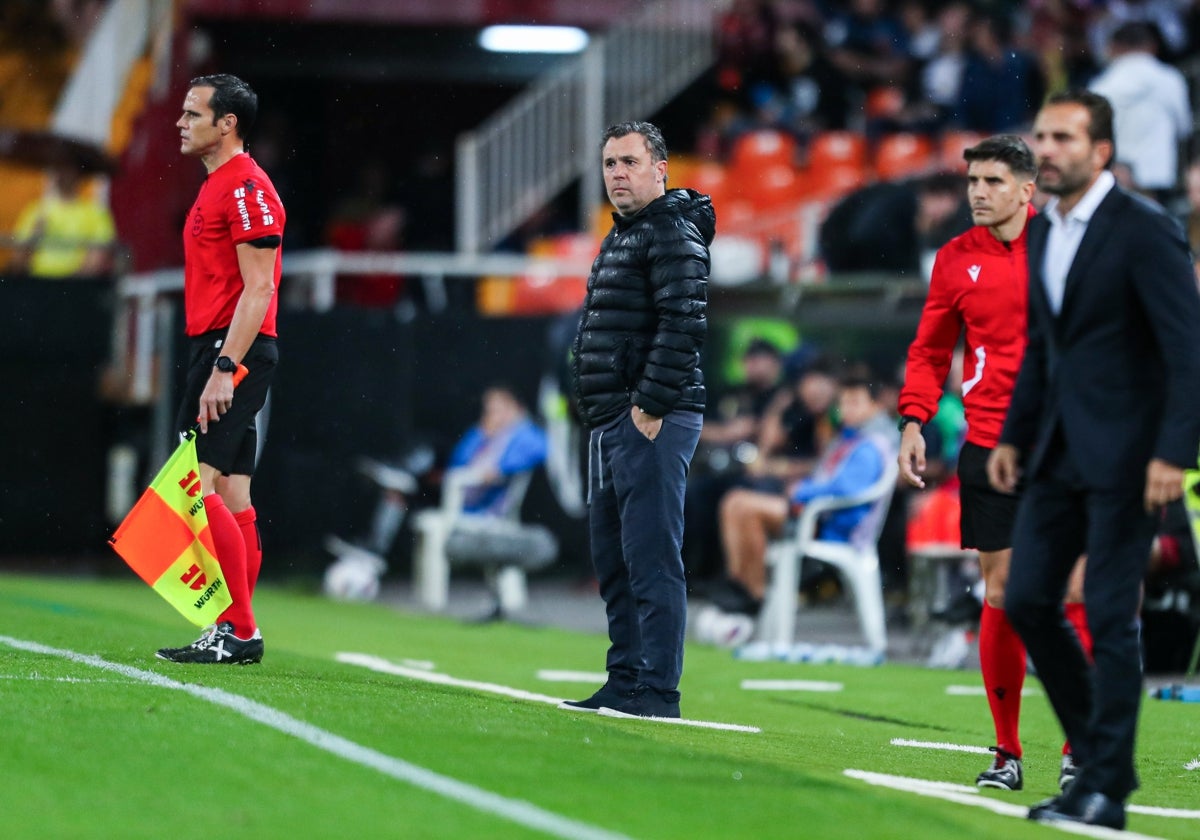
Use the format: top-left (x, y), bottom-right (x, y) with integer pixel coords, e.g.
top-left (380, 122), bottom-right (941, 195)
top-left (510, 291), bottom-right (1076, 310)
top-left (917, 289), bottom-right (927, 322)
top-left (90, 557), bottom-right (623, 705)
top-left (967, 265), bottom-right (982, 283)
top-left (233, 178), bottom-right (274, 231)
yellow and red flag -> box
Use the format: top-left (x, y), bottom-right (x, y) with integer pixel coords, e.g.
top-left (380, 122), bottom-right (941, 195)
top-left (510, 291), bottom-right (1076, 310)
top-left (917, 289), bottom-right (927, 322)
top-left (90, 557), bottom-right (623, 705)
top-left (110, 430), bottom-right (232, 626)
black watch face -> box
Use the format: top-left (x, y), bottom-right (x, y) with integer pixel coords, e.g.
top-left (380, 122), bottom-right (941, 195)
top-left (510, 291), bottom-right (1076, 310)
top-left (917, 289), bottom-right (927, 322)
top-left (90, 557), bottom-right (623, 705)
top-left (216, 357), bottom-right (236, 372)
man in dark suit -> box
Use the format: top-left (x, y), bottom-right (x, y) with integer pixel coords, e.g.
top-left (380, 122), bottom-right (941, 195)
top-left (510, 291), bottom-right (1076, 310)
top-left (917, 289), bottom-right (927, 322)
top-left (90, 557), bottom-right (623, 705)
top-left (988, 90), bottom-right (1200, 829)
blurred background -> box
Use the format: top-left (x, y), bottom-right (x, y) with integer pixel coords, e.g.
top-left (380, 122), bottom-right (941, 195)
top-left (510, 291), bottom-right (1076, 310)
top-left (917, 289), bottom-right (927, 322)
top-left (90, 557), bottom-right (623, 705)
top-left (3, 1), bottom-right (1199, 663)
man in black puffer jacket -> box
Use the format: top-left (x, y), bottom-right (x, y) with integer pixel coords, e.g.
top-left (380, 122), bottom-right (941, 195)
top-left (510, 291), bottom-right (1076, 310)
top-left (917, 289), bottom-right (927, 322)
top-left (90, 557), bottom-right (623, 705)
top-left (561, 121), bottom-right (714, 719)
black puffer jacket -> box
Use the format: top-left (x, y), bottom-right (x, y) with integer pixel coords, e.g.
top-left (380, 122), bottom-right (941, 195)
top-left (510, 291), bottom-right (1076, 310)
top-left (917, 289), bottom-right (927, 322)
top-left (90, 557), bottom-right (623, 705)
top-left (572, 188), bottom-right (714, 429)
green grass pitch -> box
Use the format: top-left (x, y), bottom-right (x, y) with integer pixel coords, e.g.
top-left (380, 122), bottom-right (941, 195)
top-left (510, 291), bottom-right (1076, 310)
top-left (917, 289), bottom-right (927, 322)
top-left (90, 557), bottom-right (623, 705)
top-left (1, 573), bottom-right (1196, 839)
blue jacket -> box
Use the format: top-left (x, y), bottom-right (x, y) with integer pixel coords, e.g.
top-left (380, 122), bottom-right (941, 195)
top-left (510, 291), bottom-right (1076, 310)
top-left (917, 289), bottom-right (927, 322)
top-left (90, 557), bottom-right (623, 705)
top-left (449, 418), bottom-right (548, 515)
top-left (790, 427), bottom-right (885, 543)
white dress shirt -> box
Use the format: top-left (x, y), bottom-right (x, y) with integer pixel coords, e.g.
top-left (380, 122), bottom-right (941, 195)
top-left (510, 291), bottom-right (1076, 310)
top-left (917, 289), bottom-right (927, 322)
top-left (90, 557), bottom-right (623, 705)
top-left (1042, 170), bottom-right (1117, 315)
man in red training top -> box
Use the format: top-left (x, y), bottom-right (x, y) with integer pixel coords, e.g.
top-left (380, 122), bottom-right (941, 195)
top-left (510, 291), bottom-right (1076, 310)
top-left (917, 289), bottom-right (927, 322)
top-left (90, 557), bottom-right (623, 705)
top-left (897, 135), bottom-right (1090, 790)
top-left (157, 74), bottom-right (285, 664)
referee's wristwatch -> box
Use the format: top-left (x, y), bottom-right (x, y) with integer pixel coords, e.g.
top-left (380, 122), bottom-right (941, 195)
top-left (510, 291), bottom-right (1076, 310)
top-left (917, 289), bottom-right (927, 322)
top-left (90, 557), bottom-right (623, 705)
top-left (897, 415), bottom-right (922, 433)
top-left (214, 355), bottom-right (238, 374)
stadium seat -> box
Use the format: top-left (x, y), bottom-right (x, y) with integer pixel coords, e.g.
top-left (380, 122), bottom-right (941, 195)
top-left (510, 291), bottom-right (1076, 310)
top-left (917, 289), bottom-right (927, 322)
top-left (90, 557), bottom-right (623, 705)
top-left (684, 159), bottom-right (730, 207)
top-left (804, 164), bottom-right (868, 200)
top-left (713, 197), bottom-right (757, 233)
top-left (807, 130), bottom-right (869, 172)
top-left (758, 456), bottom-right (899, 654)
top-left (738, 161), bottom-right (807, 210)
top-left (413, 468), bottom-right (548, 615)
top-left (874, 133), bottom-right (935, 181)
top-left (729, 129), bottom-right (798, 171)
top-left (939, 130), bottom-right (986, 173)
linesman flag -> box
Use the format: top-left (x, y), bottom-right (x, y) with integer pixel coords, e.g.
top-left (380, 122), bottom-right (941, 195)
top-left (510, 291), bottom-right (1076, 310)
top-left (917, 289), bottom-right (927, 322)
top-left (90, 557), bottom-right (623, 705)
top-left (110, 431), bottom-right (232, 626)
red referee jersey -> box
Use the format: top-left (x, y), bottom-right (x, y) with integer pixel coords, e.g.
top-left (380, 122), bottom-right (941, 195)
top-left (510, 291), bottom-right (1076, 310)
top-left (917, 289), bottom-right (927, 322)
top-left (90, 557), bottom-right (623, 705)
top-left (183, 153), bottom-right (286, 337)
top-left (898, 206), bottom-right (1034, 448)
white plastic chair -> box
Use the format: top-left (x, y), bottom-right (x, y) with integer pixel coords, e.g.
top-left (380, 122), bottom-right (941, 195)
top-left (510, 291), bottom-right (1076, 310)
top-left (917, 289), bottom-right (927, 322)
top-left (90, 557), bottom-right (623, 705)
top-left (757, 456), bottom-right (900, 655)
top-left (411, 467), bottom-right (535, 612)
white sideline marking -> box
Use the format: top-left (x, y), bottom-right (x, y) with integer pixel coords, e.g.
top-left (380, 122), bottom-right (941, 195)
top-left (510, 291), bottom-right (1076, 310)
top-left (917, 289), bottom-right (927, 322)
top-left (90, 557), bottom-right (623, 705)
top-left (339, 653), bottom-right (566, 704)
top-left (891, 738), bottom-right (992, 755)
top-left (0, 636), bottom-right (632, 840)
top-left (401, 659), bottom-right (436, 671)
top-left (595, 706), bottom-right (761, 733)
top-left (844, 770), bottom-right (1166, 840)
top-left (740, 679), bottom-right (843, 692)
top-left (945, 685), bottom-right (1041, 697)
top-left (0, 674), bottom-right (126, 684)
top-left (1127, 804), bottom-right (1200, 819)
top-left (536, 670), bottom-right (609, 684)
top-left (339, 653), bottom-right (761, 734)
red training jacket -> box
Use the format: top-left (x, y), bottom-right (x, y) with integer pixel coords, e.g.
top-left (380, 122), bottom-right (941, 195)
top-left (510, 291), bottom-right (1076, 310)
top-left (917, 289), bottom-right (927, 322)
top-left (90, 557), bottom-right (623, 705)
top-left (898, 206), bottom-right (1034, 448)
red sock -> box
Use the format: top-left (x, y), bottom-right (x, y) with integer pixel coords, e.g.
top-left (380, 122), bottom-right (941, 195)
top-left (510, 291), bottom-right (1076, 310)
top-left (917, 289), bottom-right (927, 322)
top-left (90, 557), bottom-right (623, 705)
top-left (234, 506), bottom-right (261, 598)
top-left (1064, 601), bottom-right (1093, 661)
top-left (207, 493), bottom-right (256, 638)
top-left (1061, 601), bottom-right (1092, 757)
top-left (980, 602), bottom-right (1025, 758)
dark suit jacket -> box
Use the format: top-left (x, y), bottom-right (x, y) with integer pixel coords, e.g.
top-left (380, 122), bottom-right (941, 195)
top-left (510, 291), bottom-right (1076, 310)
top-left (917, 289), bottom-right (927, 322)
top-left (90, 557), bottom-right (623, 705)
top-left (1001, 184), bottom-right (1200, 489)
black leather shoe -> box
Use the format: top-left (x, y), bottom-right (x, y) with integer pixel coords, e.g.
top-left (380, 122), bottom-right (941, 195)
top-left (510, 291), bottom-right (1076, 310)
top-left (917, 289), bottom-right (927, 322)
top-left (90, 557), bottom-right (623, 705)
top-left (1027, 795), bottom-right (1063, 821)
top-left (558, 682), bottom-right (635, 713)
top-left (1029, 791), bottom-right (1126, 830)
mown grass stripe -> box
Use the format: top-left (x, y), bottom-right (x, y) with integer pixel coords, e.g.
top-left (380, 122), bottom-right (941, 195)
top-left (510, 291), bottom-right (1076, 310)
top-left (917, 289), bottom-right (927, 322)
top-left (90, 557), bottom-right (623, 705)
top-left (0, 635), bottom-right (634, 840)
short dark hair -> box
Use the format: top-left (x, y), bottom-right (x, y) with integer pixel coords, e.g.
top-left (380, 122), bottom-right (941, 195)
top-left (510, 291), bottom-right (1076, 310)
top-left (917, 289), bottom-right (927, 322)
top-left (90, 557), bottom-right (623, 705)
top-left (963, 134), bottom-right (1037, 180)
top-left (1044, 89), bottom-right (1115, 166)
top-left (743, 337), bottom-right (781, 359)
top-left (839, 374), bottom-right (881, 401)
top-left (190, 74), bottom-right (258, 140)
top-left (601, 121), bottom-right (668, 164)
top-left (1109, 21), bottom-right (1158, 51)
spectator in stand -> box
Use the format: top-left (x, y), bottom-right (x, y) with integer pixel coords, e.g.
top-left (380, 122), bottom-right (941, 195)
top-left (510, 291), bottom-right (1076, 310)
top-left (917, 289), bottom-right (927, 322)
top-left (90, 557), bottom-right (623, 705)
top-left (824, 0), bottom-right (913, 110)
top-left (1027, 0), bottom-right (1101, 93)
top-left (957, 13), bottom-right (1045, 133)
top-left (714, 0), bottom-right (782, 107)
top-left (1089, 0), bottom-right (1188, 60)
top-left (11, 159), bottom-right (115, 278)
top-left (767, 21), bottom-right (850, 137)
top-left (1088, 22), bottom-right (1191, 203)
top-left (703, 375), bottom-right (894, 643)
top-left (819, 171), bottom-right (971, 277)
top-left (901, 1), bottom-right (972, 131)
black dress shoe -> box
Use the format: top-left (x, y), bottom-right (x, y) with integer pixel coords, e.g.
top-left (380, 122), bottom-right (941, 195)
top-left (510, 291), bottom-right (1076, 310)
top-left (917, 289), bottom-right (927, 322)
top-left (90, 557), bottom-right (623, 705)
top-left (1027, 795), bottom-right (1063, 821)
top-left (1029, 790), bottom-right (1126, 830)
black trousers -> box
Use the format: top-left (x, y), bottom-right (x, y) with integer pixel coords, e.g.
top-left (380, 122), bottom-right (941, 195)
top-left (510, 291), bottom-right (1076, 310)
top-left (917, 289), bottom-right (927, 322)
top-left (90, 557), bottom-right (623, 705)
top-left (1005, 447), bottom-right (1155, 801)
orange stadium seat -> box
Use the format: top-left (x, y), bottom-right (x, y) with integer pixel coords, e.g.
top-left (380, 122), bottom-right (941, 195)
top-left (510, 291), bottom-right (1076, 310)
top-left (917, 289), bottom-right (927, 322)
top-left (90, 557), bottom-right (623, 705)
top-left (738, 161), bottom-right (807, 210)
top-left (939, 130), bottom-right (986, 173)
top-left (730, 129), bottom-right (798, 171)
top-left (684, 159), bottom-right (730, 208)
top-left (805, 164), bottom-right (868, 201)
top-left (807, 131), bottom-right (869, 172)
top-left (874, 133), bottom-right (936, 181)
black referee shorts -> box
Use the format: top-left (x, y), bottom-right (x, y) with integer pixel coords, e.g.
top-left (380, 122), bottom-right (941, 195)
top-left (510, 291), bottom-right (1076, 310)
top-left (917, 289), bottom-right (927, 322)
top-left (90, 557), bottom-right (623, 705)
top-left (956, 440), bottom-right (1020, 553)
top-left (175, 330), bottom-right (278, 477)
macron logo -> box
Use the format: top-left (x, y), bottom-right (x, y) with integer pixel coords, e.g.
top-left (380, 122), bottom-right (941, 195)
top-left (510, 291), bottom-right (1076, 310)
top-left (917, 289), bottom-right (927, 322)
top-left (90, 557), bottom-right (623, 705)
top-left (967, 265), bottom-right (981, 283)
